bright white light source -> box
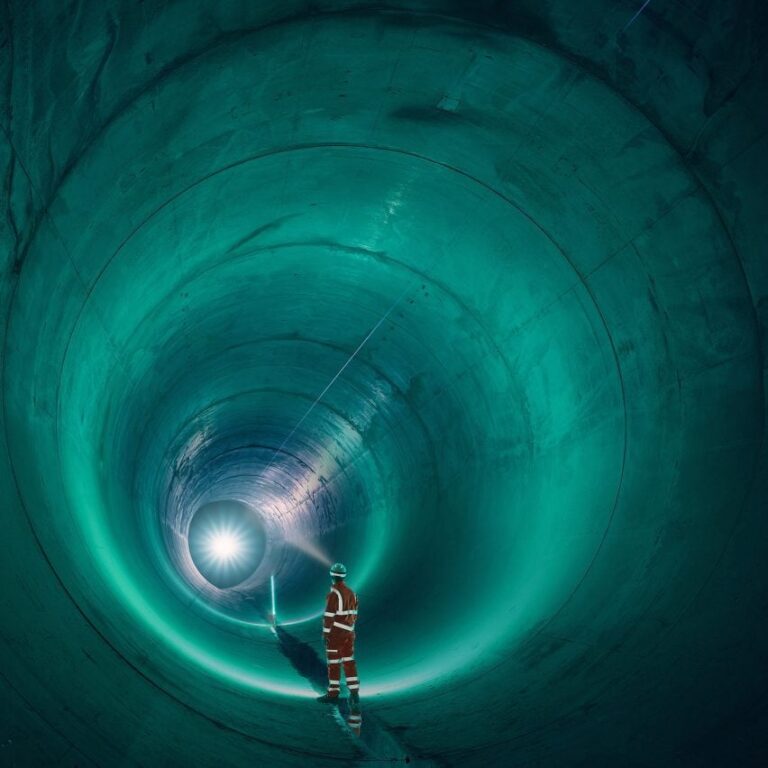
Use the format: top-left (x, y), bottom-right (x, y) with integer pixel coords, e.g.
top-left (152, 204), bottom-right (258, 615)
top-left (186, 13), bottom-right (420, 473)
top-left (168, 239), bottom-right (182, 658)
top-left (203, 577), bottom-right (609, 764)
top-left (207, 531), bottom-right (243, 563)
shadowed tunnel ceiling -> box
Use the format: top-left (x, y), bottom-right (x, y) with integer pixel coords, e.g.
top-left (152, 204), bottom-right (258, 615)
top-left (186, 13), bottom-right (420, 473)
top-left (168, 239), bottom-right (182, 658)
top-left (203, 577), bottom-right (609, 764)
top-left (1, 1), bottom-right (767, 766)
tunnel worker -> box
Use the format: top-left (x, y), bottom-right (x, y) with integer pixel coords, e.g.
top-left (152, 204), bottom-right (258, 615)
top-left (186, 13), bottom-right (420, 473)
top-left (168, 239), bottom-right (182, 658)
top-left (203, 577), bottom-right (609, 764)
top-left (317, 562), bottom-right (361, 720)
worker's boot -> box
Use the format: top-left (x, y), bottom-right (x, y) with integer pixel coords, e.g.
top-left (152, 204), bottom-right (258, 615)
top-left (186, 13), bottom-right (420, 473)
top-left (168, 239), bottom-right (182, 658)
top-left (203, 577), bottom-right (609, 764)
top-left (316, 692), bottom-right (340, 704)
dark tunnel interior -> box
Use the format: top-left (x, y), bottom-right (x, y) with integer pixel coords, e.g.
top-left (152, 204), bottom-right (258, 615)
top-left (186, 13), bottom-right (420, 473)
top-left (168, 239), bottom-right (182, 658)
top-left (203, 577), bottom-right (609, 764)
top-left (1, 1), bottom-right (767, 766)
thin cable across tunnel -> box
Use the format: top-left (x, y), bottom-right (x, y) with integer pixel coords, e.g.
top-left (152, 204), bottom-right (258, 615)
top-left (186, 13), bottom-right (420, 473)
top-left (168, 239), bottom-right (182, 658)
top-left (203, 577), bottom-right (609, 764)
top-left (1, 3), bottom-right (766, 767)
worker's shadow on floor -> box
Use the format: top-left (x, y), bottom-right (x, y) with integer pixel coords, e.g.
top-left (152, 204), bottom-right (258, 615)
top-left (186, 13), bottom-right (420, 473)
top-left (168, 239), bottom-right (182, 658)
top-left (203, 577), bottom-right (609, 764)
top-left (274, 626), bottom-right (328, 695)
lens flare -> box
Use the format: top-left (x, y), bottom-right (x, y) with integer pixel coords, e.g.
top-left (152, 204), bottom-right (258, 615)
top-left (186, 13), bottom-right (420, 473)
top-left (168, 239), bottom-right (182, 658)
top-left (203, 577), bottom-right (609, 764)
top-left (207, 531), bottom-right (243, 563)
top-left (187, 501), bottom-right (267, 589)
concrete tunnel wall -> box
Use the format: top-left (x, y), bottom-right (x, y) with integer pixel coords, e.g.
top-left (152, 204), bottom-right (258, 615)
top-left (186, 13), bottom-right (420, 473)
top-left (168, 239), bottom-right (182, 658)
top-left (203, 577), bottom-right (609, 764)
top-left (0, 1), bottom-right (767, 766)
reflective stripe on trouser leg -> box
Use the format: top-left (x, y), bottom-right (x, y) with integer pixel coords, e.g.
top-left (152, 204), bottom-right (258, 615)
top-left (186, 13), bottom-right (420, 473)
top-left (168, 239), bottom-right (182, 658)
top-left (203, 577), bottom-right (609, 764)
top-left (343, 656), bottom-right (359, 691)
top-left (327, 668), bottom-right (341, 693)
top-left (329, 632), bottom-right (358, 692)
top-left (327, 647), bottom-right (341, 693)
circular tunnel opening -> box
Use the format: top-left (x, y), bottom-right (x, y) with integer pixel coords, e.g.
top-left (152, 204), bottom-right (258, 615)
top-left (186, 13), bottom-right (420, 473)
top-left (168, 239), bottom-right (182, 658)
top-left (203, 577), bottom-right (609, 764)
top-left (1, 4), bottom-right (765, 766)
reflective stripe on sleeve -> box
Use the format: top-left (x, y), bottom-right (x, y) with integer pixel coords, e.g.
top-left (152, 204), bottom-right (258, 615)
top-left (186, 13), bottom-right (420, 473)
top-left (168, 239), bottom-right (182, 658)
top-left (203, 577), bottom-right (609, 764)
top-left (323, 612), bottom-right (334, 617)
top-left (323, 627), bottom-right (330, 633)
top-left (333, 622), bottom-right (354, 631)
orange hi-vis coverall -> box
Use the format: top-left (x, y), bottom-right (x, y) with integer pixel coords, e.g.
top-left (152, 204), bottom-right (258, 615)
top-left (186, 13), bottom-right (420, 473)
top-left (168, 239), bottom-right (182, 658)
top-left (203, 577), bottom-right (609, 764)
top-left (323, 580), bottom-right (359, 698)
